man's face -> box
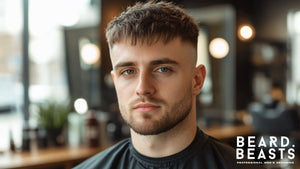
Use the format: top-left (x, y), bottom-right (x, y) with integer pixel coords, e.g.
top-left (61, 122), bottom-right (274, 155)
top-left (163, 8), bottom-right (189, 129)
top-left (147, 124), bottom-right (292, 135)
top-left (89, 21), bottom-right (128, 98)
top-left (110, 38), bottom-right (203, 135)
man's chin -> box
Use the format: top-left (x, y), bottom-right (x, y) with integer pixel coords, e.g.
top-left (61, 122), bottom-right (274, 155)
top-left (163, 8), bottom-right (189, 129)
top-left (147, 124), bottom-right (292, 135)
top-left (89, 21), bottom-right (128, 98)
top-left (129, 122), bottom-right (175, 136)
top-left (131, 127), bottom-right (165, 136)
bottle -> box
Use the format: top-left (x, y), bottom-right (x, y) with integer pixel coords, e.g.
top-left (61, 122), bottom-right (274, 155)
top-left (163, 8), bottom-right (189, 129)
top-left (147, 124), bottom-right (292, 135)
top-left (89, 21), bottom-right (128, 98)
top-left (84, 110), bottom-right (100, 147)
top-left (9, 129), bottom-right (16, 152)
top-left (22, 123), bottom-right (31, 151)
top-left (37, 127), bottom-right (48, 148)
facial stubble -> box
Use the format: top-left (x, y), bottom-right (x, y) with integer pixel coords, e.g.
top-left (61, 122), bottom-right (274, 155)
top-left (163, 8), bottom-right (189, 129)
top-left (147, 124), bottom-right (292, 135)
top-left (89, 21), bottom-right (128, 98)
top-left (119, 90), bottom-right (193, 136)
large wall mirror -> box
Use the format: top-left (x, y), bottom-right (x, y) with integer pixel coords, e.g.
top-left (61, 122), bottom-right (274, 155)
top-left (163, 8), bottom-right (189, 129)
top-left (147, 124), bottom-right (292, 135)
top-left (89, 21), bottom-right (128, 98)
top-left (188, 5), bottom-right (236, 126)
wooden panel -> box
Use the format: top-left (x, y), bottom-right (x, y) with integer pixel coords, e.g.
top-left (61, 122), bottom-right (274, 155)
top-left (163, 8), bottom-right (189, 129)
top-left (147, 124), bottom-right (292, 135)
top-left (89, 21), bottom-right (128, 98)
top-left (0, 146), bottom-right (105, 169)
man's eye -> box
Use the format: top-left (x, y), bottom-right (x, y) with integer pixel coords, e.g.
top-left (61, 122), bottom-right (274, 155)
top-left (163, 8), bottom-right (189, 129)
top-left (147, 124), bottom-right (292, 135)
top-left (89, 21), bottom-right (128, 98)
top-left (157, 67), bottom-right (171, 73)
top-left (121, 69), bottom-right (135, 75)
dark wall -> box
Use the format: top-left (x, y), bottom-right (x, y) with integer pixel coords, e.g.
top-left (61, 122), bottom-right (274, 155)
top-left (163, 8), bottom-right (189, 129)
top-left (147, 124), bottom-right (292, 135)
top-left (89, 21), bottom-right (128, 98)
top-left (252, 0), bottom-right (300, 42)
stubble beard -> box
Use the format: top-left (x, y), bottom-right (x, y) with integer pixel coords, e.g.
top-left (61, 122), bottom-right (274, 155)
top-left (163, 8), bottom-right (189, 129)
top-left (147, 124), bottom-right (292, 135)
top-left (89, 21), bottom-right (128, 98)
top-left (119, 92), bottom-right (193, 136)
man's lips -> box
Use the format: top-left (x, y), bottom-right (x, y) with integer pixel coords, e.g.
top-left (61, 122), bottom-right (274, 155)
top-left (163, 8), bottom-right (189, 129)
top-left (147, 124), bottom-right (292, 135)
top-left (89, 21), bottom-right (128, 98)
top-left (133, 103), bottom-right (160, 113)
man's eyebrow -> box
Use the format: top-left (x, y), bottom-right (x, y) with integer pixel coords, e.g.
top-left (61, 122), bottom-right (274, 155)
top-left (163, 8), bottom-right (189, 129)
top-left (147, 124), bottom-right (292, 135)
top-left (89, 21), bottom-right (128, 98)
top-left (150, 58), bottom-right (179, 65)
top-left (113, 58), bottom-right (178, 70)
top-left (113, 62), bottom-right (136, 70)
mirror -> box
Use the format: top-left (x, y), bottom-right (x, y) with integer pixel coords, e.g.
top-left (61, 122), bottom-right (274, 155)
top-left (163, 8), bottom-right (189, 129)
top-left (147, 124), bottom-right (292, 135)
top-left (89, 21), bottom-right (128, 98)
top-left (188, 4), bottom-right (236, 125)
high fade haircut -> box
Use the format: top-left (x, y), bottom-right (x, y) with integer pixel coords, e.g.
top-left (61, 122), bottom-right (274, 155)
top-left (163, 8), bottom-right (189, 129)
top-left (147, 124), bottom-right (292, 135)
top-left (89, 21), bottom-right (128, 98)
top-left (105, 0), bottom-right (199, 49)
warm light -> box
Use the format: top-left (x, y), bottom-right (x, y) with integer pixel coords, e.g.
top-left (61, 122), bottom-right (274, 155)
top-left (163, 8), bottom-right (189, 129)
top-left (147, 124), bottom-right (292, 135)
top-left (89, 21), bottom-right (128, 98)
top-left (209, 38), bottom-right (229, 59)
top-left (240, 26), bottom-right (253, 39)
top-left (80, 43), bottom-right (101, 65)
top-left (74, 98), bottom-right (88, 114)
top-left (239, 25), bottom-right (254, 40)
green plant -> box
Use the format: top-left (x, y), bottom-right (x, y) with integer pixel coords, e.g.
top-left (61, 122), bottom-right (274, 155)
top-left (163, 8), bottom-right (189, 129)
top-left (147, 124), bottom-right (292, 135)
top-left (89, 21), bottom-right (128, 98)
top-left (37, 101), bottom-right (71, 129)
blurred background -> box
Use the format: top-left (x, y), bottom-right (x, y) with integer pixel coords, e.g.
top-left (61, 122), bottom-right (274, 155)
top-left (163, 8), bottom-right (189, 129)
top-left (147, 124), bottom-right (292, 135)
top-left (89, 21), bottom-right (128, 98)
top-left (0, 0), bottom-right (300, 168)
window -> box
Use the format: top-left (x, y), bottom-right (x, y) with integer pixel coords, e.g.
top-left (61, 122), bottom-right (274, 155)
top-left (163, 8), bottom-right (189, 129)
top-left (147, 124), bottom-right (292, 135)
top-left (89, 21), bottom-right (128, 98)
top-left (287, 10), bottom-right (300, 105)
top-left (0, 0), bottom-right (100, 151)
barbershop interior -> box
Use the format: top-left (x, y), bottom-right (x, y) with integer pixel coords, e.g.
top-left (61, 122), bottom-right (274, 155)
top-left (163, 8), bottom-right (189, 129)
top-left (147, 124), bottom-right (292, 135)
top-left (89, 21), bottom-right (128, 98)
top-left (1, 0), bottom-right (300, 168)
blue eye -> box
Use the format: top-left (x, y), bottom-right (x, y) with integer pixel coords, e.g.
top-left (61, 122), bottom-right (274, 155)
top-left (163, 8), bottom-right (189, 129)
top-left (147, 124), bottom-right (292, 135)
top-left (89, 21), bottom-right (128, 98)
top-left (121, 69), bottom-right (135, 75)
top-left (157, 67), bottom-right (171, 73)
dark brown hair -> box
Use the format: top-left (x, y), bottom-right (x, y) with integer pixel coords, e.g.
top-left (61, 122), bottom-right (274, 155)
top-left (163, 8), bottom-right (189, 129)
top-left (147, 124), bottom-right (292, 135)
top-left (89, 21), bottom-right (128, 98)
top-left (105, 1), bottom-right (199, 49)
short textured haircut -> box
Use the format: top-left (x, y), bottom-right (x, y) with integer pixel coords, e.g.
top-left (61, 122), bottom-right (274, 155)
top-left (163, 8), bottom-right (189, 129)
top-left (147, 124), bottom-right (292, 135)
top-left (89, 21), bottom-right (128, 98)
top-left (105, 1), bottom-right (199, 49)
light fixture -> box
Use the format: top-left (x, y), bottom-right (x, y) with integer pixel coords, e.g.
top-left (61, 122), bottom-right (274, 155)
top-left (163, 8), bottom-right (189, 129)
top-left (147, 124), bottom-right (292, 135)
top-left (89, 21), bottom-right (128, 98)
top-left (74, 98), bottom-right (88, 114)
top-left (238, 25), bottom-right (255, 41)
top-left (80, 43), bottom-right (101, 65)
top-left (209, 38), bottom-right (229, 59)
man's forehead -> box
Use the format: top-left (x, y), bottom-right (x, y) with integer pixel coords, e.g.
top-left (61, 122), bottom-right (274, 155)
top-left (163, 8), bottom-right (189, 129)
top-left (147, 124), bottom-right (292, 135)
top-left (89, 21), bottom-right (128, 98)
top-left (110, 45), bottom-right (172, 66)
top-left (110, 38), bottom-right (181, 58)
top-left (109, 37), bottom-right (197, 66)
top-left (109, 36), bottom-right (187, 49)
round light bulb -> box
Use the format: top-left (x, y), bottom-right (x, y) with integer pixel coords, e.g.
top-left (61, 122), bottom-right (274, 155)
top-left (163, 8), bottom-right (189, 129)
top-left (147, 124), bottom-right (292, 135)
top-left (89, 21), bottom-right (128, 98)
top-left (239, 25), bottom-right (255, 40)
top-left (80, 43), bottom-right (100, 65)
top-left (74, 98), bottom-right (88, 114)
top-left (209, 38), bottom-right (229, 59)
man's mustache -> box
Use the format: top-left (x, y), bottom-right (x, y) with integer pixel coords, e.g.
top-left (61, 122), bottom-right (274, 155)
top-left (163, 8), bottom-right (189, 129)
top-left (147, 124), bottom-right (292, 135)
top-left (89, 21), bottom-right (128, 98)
top-left (129, 95), bottom-right (166, 107)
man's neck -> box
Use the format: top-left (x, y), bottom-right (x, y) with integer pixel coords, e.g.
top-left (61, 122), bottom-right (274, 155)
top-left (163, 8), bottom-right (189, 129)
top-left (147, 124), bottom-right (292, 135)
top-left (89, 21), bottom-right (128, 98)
top-left (130, 111), bottom-right (197, 158)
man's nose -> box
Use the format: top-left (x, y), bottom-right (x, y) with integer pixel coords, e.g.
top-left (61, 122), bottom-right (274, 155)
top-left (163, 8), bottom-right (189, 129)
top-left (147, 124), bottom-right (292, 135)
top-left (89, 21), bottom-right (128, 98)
top-left (136, 71), bottom-right (155, 96)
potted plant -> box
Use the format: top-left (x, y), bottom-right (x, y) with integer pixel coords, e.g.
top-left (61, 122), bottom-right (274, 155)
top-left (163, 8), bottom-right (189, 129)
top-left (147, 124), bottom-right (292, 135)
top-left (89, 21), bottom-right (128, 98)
top-left (36, 101), bottom-right (71, 147)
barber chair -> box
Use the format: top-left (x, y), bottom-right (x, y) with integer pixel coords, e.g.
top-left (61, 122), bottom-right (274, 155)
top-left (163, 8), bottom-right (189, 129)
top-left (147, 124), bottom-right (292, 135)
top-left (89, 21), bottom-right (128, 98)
top-left (248, 99), bottom-right (300, 169)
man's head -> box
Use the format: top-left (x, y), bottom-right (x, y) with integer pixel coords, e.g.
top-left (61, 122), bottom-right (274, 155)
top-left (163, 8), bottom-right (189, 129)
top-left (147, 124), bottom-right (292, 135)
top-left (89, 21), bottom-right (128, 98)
top-left (106, 1), bottom-right (205, 136)
top-left (106, 0), bottom-right (199, 50)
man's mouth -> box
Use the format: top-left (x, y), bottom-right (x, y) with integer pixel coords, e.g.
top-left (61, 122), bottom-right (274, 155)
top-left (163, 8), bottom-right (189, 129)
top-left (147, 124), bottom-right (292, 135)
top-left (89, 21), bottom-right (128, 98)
top-left (133, 103), bottom-right (160, 113)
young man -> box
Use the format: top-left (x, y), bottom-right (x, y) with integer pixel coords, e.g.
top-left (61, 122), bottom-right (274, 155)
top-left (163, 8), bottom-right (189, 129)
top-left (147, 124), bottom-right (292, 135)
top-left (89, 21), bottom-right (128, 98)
top-left (74, 1), bottom-right (262, 169)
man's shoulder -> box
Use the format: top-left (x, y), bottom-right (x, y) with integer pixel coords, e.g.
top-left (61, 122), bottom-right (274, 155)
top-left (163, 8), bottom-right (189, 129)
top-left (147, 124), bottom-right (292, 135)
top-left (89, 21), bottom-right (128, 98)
top-left (200, 131), bottom-right (266, 169)
top-left (96, 138), bottom-right (131, 159)
top-left (197, 129), bottom-right (236, 156)
top-left (197, 132), bottom-right (236, 164)
top-left (205, 135), bottom-right (236, 154)
top-left (73, 138), bottom-right (131, 169)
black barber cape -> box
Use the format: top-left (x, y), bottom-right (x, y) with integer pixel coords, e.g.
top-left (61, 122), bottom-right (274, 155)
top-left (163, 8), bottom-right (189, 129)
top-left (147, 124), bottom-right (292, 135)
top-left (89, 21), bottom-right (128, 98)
top-left (73, 128), bottom-right (264, 169)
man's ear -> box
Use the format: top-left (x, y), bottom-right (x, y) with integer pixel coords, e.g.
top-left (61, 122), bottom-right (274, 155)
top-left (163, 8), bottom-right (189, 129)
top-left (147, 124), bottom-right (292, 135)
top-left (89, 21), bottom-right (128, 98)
top-left (192, 64), bottom-right (206, 95)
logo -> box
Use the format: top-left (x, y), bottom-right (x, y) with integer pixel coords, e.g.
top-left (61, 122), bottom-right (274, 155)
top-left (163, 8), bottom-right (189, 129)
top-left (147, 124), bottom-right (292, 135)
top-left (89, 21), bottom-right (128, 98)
top-left (236, 136), bottom-right (296, 165)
